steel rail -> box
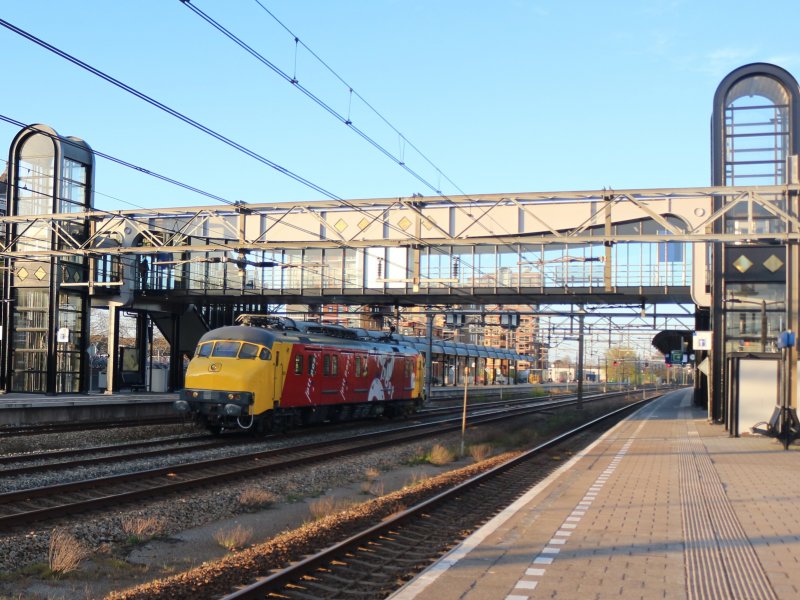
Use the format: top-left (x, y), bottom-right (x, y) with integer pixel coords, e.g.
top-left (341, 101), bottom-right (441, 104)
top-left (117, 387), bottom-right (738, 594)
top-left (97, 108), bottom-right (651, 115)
top-left (0, 389), bottom-right (566, 477)
top-left (0, 393), bottom-right (625, 529)
top-left (221, 395), bottom-right (656, 599)
top-left (0, 415), bottom-right (184, 438)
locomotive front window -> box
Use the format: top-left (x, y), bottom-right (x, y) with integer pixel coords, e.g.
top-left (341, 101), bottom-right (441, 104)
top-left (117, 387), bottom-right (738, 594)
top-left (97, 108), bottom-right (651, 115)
top-left (259, 348), bottom-right (270, 360)
top-left (211, 341), bottom-right (240, 358)
top-left (239, 343), bottom-right (259, 359)
top-left (197, 343), bottom-right (212, 357)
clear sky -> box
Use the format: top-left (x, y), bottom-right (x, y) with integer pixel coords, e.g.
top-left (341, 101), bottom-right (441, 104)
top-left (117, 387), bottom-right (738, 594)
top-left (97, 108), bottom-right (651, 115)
top-left (2, 0), bottom-right (799, 213)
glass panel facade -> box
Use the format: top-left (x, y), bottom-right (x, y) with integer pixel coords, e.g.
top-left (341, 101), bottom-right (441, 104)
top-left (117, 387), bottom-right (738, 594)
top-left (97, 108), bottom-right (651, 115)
top-left (721, 75), bottom-right (789, 359)
top-left (8, 130), bottom-right (92, 393)
top-left (725, 77), bottom-right (789, 186)
top-left (56, 293), bottom-right (83, 393)
top-left (10, 289), bottom-right (49, 393)
top-left (724, 77), bottom-right (788, 235)
top-left (723, 282), bottom-right (784, 353)
top-left (60, 158), bottom-right (88, 213)
top-left (343, 248), bottom-right (361, 288)
top-left (322, 249), bottom-right (343, 288)
top-left (304, 249), bottom-right (322, 288)
top-left (16, 133), bottom-right (54, 216)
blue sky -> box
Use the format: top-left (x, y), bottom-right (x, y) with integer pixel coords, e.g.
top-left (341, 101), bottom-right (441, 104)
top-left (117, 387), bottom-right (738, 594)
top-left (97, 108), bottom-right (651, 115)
top-left (2, 1), bottom-right (799, 212)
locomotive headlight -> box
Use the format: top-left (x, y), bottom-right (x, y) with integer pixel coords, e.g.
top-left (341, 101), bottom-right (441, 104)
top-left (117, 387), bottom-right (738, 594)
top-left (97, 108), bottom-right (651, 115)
top-left (191, 391), bottom-right (199, 398)
top-left (173, 400), bottom-right (190, 412)
top-left (223, 403), bottom-right (242, 416)
top-left (227, 393), bottom-right (239, 401)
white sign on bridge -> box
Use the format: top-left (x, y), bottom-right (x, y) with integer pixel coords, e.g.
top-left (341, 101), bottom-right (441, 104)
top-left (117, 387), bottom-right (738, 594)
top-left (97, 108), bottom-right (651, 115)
top-left (693, 331), bottom-right (712, 350)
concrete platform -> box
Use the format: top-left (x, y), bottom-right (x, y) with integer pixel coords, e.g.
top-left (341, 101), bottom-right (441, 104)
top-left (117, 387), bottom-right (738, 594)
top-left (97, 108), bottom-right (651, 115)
top-left (0, 391), bottom-right (179, 426)
top-left (0, 383), bottom-right (537, 427)
top-left (392, 388), bottom-right (800, 600)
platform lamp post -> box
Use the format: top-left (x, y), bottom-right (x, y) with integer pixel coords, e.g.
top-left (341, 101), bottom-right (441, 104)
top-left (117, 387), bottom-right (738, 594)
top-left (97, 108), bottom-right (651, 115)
top-left (576, 306), bottom-right (586, 410)
top-left (461, 361), bottom-right (474, 456)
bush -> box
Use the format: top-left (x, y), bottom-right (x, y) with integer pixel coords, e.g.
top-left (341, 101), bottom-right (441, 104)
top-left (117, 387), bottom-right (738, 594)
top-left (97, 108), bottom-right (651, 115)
top-left (121, 516), bottom-right (165, 544)
top-left (308, 496), bottom-right (354, 520)
top-left (213, 524), bottom-right (253, 551)
top-left (238, 487), bottom-right (278, 510)
top-left (48, 528), bottom-right (89, 577)
top-left (428, 444), bottom-right (455, 465)
top-left (468, 443), bottom-right (494, 462)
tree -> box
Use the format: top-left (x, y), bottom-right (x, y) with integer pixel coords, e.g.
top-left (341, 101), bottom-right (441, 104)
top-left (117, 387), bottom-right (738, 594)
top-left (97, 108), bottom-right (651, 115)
top-left (605, 347), bottom-right (638, 382)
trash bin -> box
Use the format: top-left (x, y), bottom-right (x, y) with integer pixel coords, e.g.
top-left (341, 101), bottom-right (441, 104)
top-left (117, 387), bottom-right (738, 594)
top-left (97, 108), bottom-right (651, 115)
top-left (147, 364), bottom-right (169, 393)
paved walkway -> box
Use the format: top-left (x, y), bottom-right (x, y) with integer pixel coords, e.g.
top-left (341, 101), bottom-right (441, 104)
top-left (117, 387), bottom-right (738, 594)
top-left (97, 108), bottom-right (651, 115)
top-left (392, 388), bottom-right (800, 600)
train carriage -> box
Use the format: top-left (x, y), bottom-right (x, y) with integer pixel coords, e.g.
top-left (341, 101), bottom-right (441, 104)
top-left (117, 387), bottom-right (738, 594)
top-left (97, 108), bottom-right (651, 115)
top-left (175, 318), bottom-right (424, 433)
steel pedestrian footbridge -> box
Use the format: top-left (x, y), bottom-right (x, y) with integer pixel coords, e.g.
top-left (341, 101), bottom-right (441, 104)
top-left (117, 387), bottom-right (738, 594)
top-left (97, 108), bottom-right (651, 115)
top-left (9, 183), bottom-right (795, 309)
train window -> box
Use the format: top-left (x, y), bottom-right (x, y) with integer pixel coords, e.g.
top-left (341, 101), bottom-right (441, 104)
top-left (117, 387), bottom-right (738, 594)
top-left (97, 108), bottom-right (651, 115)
top-left (354, 356), bottom-right (361, 376)
top-left (308, 355), bottom-right (317, 376)
top-left (239, 343), bottom-right (258, 359)
top-left (211, 341), bottom-right (240, 358)
top-left (331, 355), bottom-right (339, 376)
top-left (197, 343), bottom-right (212, 358)
top-left (260, 348), bottom-right (271, 360)
top-left (323, 354), bottom-right (331, 376)
top-left (294, 354), bottom-right (303, 374)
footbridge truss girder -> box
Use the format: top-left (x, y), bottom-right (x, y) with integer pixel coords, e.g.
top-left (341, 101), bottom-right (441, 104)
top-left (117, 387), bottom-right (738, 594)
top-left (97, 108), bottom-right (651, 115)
top-left (1, 183), bottom-right (798, 308)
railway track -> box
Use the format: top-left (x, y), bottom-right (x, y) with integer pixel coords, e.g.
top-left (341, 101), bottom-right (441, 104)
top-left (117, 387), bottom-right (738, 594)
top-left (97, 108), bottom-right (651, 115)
top-left (0, 393), bottom-right (612, 530)
top-left (0, 392), bottom-right (567, 479)
top-left (0, 434), bottom-right (229, 477)
top-left (0, 415), bottom-right (185, 438)
top-left (220, 396), bottom-right (653, 600)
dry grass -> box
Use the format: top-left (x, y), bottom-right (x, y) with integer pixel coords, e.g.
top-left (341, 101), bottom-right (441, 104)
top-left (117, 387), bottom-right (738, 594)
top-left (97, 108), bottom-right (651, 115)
top-left (359, 467), bottom-right (384, 496)
top-left (428, 443), bottom-right (455, 465)
top-left (238, 487), bottom-right (278, 510)
top-left (404, 470), bottom-right (431, 489)
top-left (212, 524), bottom-right (253, 551)
top-left (468, 443), bottom-right (494, 462)
top-left (121, 516), bottom-right (165, 543)
top-left (48, 528), bottom-right (90, 577)
top-left (360, 479), bottom-right (385, 496)
top-left (308, 496), bottom-right (354, 520)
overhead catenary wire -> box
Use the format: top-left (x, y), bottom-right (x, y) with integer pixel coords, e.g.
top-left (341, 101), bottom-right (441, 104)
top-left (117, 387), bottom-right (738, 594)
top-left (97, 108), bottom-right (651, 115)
top-left (179, 1), bottom-right (535, 279)
top-left (0, 150), bottom-right (478, 297)
top-left (0, 15), bottom-right (499, 293)
top-left (0, 17), bottom-right (341, 202)
top-left (0, 111), bottom-right (477, 295)
top-left (249, 0), bottom-right (467, 197)
top-left (179, 0), bottom-right (441, 195)
top-left (248, 0), bottom-right (532, 248)
top-left (0, 18), bottom-right (535, 297)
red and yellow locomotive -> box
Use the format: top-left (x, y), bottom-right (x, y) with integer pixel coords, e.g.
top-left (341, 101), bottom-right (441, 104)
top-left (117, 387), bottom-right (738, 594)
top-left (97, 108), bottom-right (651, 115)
top-left (175, 317), bottom-right (424, 433)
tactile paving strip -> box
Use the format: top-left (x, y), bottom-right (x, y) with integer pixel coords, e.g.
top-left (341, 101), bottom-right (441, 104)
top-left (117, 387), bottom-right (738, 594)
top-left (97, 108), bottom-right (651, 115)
top-left (680, 416), bottom-right (777, 600)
